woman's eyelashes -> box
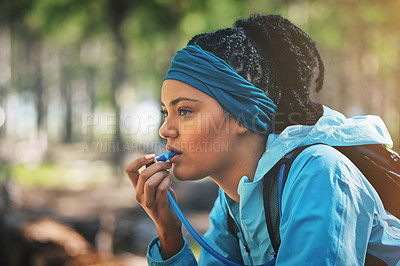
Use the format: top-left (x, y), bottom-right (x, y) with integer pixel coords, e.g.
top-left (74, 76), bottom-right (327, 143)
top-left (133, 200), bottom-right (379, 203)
top-left (160, 107), bottom-right (193, 118)
top-left (160, 109), bottom-right (168, 118)
top-left (178, 107), bottom-right (193, 116)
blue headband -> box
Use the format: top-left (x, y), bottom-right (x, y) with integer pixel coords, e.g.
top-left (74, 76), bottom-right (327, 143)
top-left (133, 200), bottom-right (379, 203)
top-left (164, 45), bottom-right (277, 134)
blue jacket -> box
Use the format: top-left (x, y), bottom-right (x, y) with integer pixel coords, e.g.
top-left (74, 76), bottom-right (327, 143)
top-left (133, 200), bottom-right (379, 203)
top-left (147, 106), bottom-right (400, 265)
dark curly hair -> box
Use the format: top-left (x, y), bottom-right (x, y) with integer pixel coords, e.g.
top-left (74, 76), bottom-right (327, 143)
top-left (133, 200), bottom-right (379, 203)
top-left (188, 14), bottom-right (324, 133)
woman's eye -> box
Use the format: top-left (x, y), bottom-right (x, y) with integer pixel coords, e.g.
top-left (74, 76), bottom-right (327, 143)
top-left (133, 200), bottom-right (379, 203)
top-left (178, 107), bottom-right (192, 116)
top-left (160, 109), bottom-right (168, 117)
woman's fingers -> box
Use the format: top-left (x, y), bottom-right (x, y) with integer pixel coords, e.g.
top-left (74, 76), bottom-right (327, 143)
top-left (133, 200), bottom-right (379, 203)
top-left (155, 176), bottom-right (173, 202)
top-left (125, 155), bottom-right (173, 209)
top-left (144, 171), bottom-right (170, 208)
top-left (125, 156), bottom-right (180, 235)
top-left (136, 161), bottom-right (172, 200)
top-left (125, 155), bottom-right (156, 188)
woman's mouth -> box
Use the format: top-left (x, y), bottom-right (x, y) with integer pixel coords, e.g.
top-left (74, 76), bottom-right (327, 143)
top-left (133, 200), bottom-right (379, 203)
top-left (169, 153), bottom-right (182, 163)
top-left (166, 145), bottom-right (182, 163)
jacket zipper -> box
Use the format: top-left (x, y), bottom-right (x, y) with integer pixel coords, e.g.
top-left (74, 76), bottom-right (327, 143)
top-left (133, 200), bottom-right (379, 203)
top-left (232, 217), bottom-right (253, 264)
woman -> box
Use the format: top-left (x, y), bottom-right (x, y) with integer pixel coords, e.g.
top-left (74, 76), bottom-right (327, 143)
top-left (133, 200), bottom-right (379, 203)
top-left (125, 14), bottom-right (400, 265)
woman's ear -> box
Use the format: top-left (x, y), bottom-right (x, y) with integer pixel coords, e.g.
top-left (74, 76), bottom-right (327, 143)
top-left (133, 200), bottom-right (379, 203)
top-left (230, 118), bottom-right (248, 135)
top-left (237, 122), bottom-right (248, 135)
top-left (226, 114), bottom-right (248, 135)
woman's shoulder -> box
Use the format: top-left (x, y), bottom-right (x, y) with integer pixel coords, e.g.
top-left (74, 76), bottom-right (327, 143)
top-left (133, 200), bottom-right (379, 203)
top-left (286, 144), bottom-right (369, 193)
top-left (293, 144), bottom-right (355, 173)
top-left (282, 144), bottom-right (377, 217)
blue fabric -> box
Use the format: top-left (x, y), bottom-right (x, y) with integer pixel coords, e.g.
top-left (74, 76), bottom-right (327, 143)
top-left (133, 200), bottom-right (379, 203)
top-left (147, 237), bottom-right (197, 265)
top-left (164, 45), bottom-right (277, 134)
top-left (147, 106), bottom-right (400, 265)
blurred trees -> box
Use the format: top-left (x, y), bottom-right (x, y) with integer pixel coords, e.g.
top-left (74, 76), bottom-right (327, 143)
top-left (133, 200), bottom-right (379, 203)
top-left (0, 0), bottom-right (399, 161)
top-left (0, 2), bottom-right (398, 263)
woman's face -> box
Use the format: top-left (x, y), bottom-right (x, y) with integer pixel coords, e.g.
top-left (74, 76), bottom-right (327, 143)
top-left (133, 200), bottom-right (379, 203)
top-left (159, 79), bottom-right (244, 181)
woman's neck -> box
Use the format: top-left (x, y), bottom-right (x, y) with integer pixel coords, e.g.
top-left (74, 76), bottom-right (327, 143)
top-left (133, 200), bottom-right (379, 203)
top-left (210, 133), bottom-right (267, 202)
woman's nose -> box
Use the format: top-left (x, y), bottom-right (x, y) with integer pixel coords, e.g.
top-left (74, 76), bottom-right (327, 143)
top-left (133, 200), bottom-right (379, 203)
top-left (159, 119), bottom-right (178, 139)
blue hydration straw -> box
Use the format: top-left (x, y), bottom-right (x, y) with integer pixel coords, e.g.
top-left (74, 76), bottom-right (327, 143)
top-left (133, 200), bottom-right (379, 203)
top-left (146, 151), bottom-right (181, 167)
top-left (146, 151), bottom-right (276, 266)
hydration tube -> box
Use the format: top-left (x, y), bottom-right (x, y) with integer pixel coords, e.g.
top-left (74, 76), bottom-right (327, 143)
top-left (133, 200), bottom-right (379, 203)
top-left (167, 191), bottom-right (275, 266)
top-left (148, 151), bottom-right (276, 266)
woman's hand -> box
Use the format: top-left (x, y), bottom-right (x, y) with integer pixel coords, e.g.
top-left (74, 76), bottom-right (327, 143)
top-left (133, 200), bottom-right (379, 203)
top-left (125, 155), bottom-right (184, 259)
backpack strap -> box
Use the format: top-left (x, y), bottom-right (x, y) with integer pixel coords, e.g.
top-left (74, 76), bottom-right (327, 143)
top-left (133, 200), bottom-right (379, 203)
top-left (226, 145), bottom-right (314, 256)
top-left (263, 145), bottom-right (314, 257)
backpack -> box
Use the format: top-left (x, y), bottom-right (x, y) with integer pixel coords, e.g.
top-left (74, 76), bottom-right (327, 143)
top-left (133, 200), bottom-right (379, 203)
top-left (227, 144), bottom-right (400, 265)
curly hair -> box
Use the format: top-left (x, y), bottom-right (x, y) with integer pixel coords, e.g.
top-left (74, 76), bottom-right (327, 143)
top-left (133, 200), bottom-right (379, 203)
top-left (188, 14), bottom-right (324, 133)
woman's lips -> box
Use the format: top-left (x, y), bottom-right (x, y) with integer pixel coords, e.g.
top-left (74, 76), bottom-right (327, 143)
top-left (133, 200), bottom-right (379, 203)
top-left (165, 145), bottom-right (182, 163)
top-left (169, 153), bottom-right (182, 163)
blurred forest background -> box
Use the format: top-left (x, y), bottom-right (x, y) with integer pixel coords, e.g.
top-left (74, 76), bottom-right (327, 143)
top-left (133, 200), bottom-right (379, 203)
top-left (0, 0), bottom-right (399, 265)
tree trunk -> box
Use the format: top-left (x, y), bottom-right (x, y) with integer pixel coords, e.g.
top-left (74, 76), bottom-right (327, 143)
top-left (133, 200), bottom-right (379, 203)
top-left (0, 26), bottom-right (11, 139)
top-left (60, 66), bottom-right (73, 143)
top-left (31, 41), bottom-right (47, 137)
top-left (108, 0), bottom-right (131, 165)
top-left (85, 67), bottom-right (96, 141)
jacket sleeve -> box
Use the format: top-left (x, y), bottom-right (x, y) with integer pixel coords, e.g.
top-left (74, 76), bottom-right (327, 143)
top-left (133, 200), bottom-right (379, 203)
top-left (277, 145), bottom-right (375, 265)
top-left (147, 236), bottom-right (197, 266)
top-left (147, 188), bottom-right (242, 265)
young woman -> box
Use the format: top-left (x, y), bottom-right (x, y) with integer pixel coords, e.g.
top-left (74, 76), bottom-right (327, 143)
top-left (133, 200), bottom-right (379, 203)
top-left (125, 14), bottom-right (400, 265)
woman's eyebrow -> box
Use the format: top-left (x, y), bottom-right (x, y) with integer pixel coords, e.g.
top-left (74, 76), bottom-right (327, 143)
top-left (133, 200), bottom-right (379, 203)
top-left (161, 97), bottom-right (200, 107)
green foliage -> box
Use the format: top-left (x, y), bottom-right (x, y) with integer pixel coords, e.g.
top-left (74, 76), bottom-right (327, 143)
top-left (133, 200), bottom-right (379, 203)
top-left (0, 162), bottom-right (12, 181)
top-left (358, 3), bottom-right (386, 24)
top-left (11, 163), bottom-right (66, 188)
top-left (25, 0), bottom-right (108, 45)
top-left (9, 161), bottom-right (115, 189)
top-left (0, 0), bottom-right (399, 149)
top-left (96, 84), bottom-right (114, 109)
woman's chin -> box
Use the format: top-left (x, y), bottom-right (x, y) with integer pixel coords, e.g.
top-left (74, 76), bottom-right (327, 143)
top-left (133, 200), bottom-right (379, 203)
top-left (172, 168), bottom-right (191, 181)
top-left (172, 167), bottom-right (204, 181)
